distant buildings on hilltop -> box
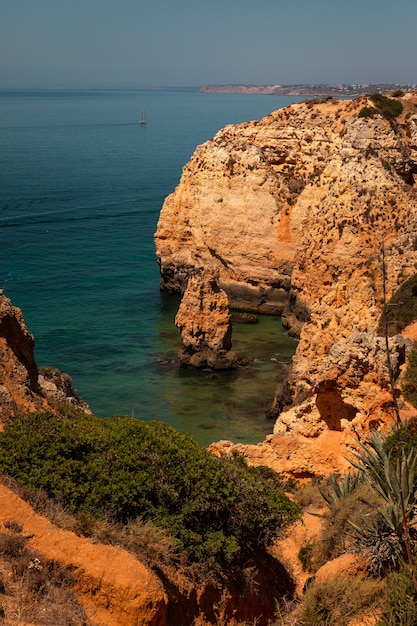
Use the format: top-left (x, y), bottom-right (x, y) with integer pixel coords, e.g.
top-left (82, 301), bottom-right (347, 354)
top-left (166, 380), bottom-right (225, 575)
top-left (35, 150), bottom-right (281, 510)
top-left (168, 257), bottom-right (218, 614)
top-left (200, 83), bottom-right (417, 96)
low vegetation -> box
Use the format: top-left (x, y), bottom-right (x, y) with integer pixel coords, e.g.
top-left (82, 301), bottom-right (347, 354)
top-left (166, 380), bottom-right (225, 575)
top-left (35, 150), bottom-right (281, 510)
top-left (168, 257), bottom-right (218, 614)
top-left (0, 411), bottom-right (299, 573)
top-left (304, 95), bottom-right (333, 107)
top-left (0, 521), bottom-right (87, 624)
top-left (377, 273), bottom-right (417, 336)
top-left (3, 404), bottom-right (417, 624)
top-left (358, 93), bottom-right (403, 120)
top-left (266, 422), bottom-right (417, 625)
top-left (301, 575), bottom-right (385, 626)
top-left (402, 348), bottom-right (417, 409)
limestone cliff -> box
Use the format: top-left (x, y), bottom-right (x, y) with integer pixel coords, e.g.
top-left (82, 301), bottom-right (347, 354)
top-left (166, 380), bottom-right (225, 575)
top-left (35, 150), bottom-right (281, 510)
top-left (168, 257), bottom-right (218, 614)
top-left (175, 267), bottom-right (240, 369)
top-left (0, 293), bottom-right (89, 423)
top-left (155, 93), bottom-right (417, 473)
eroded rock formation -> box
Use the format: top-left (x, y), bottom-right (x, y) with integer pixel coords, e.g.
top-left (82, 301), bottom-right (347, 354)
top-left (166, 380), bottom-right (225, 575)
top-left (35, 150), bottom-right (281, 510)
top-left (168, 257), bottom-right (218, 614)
top-left (0, 293), bottom-right (89, 423)
top-left (0, 293), bottom-right (46, 420)
top-left (156, 93), bottom-right (417, 474)
top-left (175, 268), bottom-right (240, 369)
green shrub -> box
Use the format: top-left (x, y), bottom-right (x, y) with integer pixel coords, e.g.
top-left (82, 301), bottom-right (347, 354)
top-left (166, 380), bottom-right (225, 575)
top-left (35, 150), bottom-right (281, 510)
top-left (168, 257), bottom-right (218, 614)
top-left (370, 93), bottom-right (403, 119)
top-left (376, 274), bottom-right (417, 336)
top-left (402, 349), bottom-right (417, 409)
top-left (358, 94), bottom-right (403, 120)
top-left (358, 106), bottom-right (379, 119)
top-left (305, 95), bottom-right (333, 106)
top-left (0, 412), bottom-right (300, 568)
top-left (391, 89), bottom-right (405, 98)
top-left (298, 543), bottom-right (314, 571)
top-left (378, 560), bottom-right (417, 625)
top-left (384, 418), bottom-right (417, 456)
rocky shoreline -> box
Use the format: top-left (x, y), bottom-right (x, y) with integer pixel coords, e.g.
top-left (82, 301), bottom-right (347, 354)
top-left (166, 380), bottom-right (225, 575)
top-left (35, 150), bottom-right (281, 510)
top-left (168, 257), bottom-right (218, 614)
top-left (155, 91), bottom-right (417, 474)
top-left (2, 92), bottom-right (417, 625)
top-left (3, 91), bottom-right (417, 475)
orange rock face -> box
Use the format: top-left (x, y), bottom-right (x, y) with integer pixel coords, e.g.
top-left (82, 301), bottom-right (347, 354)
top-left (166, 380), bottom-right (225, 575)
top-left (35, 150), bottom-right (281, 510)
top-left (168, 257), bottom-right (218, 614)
top-left (156, 94), bottom-right (417, 475)
top-left (0, 484), bottom-right (167, 626)
top-left (0, 293), bottom-right (47, 420)
top-left (0, 293), bottom-right (90, 424)
top-left (175, 268), bottom-right (240, 368)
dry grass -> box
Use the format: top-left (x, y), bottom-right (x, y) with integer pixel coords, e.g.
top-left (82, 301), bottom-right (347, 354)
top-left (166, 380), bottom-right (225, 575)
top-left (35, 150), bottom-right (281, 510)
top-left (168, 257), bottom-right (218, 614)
top-left (301, 575), bottom-right (384, 626)
top-left (120, 517), bottom-right (178, 563)
top-left (293, 481), bottom-right (325, 509)
top-left (308, 482), bottom-right (382, 571)
top-left (0, 475), bottom-right (177, 569)
top-left (0, 524), bottom-right (87, 625)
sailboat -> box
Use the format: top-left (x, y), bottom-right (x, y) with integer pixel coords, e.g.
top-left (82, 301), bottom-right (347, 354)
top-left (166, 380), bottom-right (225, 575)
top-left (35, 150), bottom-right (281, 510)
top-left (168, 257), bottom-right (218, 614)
top-left (139, 110), bottom-right (146, 125)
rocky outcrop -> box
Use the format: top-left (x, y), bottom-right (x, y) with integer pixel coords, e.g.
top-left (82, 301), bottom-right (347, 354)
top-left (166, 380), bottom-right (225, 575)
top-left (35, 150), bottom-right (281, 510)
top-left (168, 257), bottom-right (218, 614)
top-left (0, 293), bottom-right (46, 420)
top-left (175, 268), bottom-right (240, 369)
top-left (38, 366), bottom-right (91, 414)
top-left (0, 293), bottom-right (89, 423)
top-left (273, 333), bottom-right (412, 443)
top-left (155, 93), bottom-right (417, 318)
top-left (156, 93), bottom-right (417, 474)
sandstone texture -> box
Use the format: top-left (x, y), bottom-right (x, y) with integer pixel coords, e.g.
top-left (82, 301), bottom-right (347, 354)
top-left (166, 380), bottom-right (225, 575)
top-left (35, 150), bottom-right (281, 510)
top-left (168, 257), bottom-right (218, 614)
top-left (156, 93), bottom-right (417, 474)
top-left (0, 293), bottom-right (46, 420)
top-left (0, 484), bottom-right (167, 626)
top-left (175, 268), bottom-right (240, 369)
top-left (0, 293), bottom-right (89, 423)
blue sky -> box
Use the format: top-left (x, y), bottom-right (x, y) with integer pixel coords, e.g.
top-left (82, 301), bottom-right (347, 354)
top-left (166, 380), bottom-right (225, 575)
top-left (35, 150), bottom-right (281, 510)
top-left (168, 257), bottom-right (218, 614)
top-left (1, 0), bottom-right (416, 89)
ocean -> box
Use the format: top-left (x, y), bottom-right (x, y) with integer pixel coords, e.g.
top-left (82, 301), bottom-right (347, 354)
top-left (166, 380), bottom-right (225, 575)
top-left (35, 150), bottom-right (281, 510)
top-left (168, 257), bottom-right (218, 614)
top-left (0, 88), bottom-right (302, 446)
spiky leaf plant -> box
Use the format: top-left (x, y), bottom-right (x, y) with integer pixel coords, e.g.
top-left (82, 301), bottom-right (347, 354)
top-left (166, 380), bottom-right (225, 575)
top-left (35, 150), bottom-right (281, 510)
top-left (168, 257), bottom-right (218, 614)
top-left (348, 430), bottom-right (417, 577)
top-left (319, 471), bottom-right (363, 507)
top-left (350, 431), bottom-right (417, 537)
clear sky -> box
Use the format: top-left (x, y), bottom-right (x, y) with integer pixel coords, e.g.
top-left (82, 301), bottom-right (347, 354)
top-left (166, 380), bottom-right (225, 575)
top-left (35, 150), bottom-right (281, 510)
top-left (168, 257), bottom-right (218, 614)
top-left (1, 0), bottom-right (416, 89)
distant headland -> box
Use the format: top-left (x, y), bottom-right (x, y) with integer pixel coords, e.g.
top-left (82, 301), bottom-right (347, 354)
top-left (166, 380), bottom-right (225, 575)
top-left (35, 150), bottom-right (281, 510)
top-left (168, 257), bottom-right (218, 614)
top-left (200, 83), bottom-right (417, 96)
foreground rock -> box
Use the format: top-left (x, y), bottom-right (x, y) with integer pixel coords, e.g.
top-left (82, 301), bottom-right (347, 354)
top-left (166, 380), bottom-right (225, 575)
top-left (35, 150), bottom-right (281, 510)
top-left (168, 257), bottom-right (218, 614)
top-left (156, 92), bottom-right (417, 474)
top-left (0, 484), bottom-right (167, 626)
top-left (175, 268), bottom-right (240, 369)
top-left (0, 293), bottom-right (90, 424)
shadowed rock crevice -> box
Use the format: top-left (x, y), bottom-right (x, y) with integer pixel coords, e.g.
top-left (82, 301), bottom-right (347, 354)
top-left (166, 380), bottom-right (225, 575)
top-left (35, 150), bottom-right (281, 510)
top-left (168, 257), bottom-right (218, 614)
top-left (315, 382), bottom-right (358, 431)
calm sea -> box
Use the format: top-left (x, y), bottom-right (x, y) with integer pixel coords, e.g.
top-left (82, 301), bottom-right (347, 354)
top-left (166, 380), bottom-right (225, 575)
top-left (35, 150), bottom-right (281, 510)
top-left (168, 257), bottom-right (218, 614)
top-left (0, 89), bottom-right (302, 446)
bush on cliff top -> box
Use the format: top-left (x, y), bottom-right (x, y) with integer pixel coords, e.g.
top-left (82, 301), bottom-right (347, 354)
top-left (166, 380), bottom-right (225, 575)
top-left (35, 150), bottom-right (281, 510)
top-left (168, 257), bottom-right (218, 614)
top-left (358, 93), bottom-right (403, 120)
top-left (0, 412), bottom-right (299, 568)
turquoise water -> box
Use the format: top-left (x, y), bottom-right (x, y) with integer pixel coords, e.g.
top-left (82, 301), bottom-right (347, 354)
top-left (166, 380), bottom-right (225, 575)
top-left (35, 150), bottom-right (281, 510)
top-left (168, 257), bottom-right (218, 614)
top-left (0, 89), bottom-right (300, 446)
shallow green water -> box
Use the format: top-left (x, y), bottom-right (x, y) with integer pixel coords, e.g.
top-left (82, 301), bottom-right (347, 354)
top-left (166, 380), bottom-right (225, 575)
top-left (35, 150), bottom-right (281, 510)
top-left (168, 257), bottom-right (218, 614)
top-left (0, 89), bottom-right (301, 446)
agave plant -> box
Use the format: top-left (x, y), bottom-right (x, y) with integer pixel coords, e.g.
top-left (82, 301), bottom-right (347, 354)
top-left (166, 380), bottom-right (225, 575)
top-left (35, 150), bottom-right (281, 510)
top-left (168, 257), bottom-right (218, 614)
top-left (319, 471), bottom-right (363, 507)
top-left (350, 430), bottom-right (417, 537)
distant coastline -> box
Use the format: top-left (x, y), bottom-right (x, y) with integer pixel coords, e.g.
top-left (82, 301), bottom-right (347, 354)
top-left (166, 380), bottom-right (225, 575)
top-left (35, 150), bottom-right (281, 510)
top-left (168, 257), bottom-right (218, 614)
top-left (3, 84), bottom-right (417, 96)
top-left (200, 83), bottom-right (417, 96)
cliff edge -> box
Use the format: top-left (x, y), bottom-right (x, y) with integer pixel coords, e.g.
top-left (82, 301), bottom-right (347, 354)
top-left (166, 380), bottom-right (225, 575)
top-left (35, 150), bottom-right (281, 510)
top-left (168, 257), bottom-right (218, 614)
top-left (155, 93), bottom-right (417, 474)
top-left (0, 293), bottom-right (90, 425)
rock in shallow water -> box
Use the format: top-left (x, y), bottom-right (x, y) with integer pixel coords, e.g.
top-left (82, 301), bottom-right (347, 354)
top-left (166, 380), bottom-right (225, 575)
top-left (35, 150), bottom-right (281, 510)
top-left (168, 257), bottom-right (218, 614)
top-left (175, 268), bottom-right (241, 369)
